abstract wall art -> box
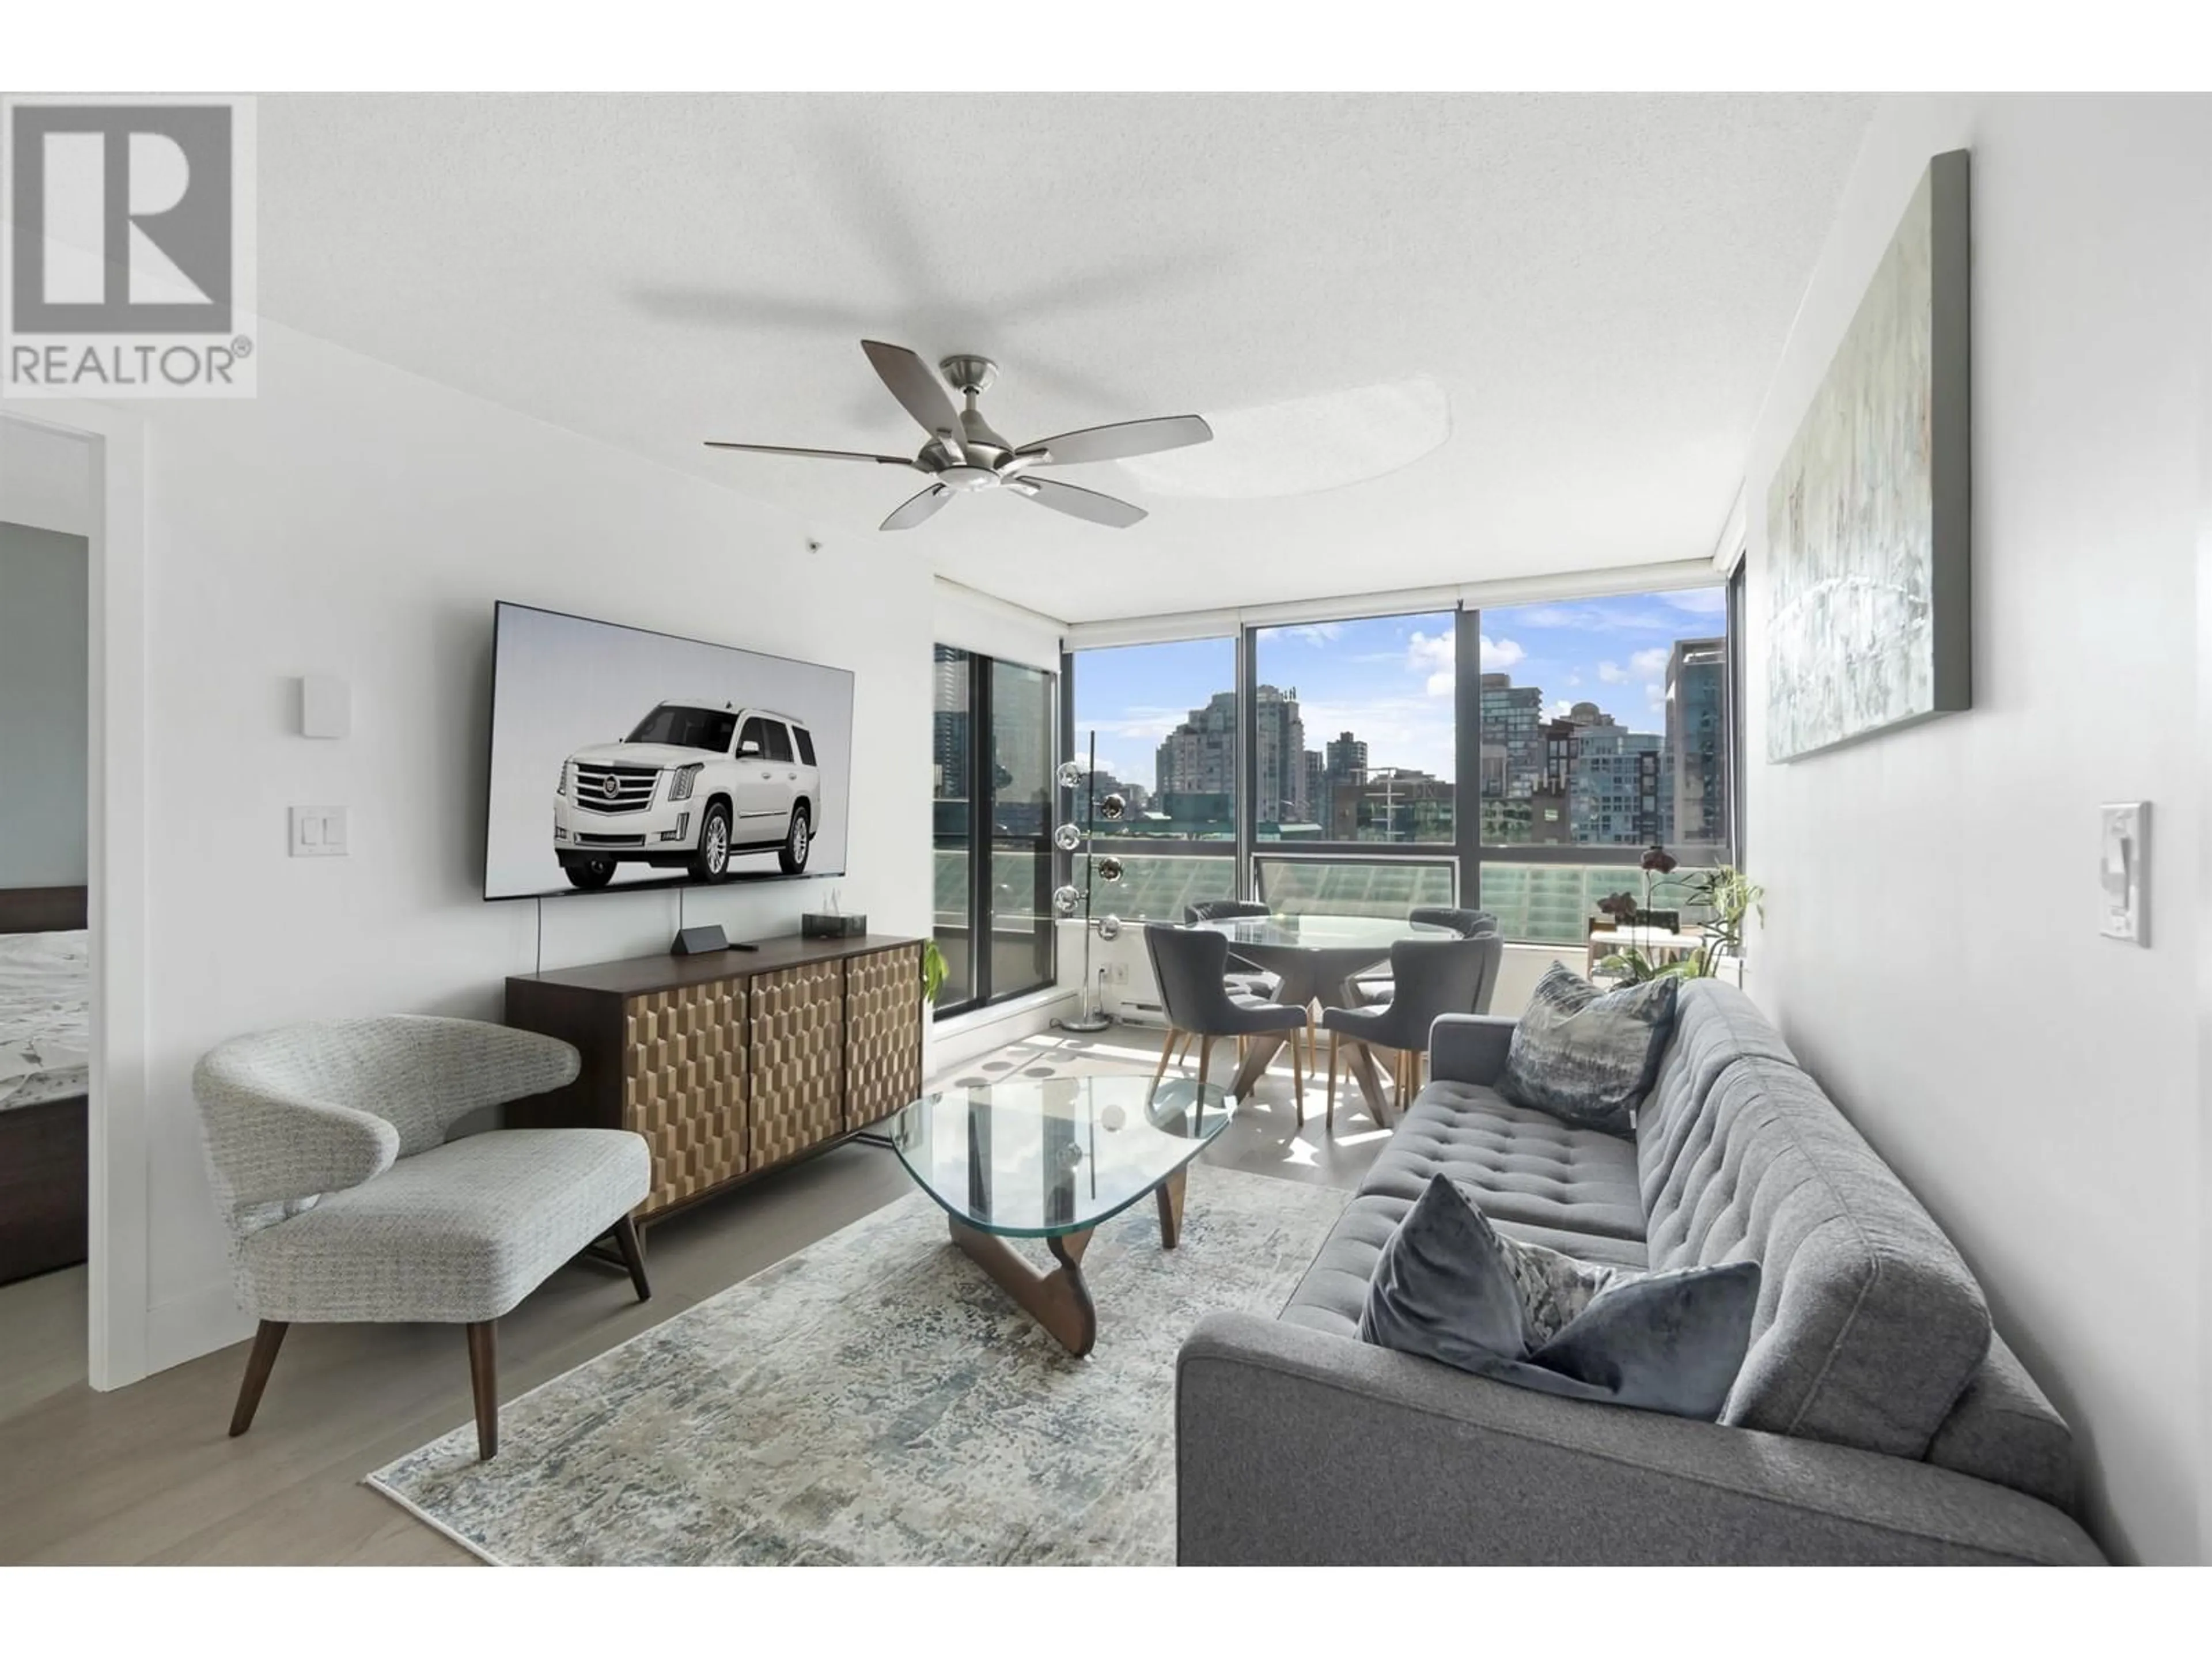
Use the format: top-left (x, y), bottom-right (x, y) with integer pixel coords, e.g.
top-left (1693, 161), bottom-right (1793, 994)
top-left (1765, 149), bottom-right (1971, 762)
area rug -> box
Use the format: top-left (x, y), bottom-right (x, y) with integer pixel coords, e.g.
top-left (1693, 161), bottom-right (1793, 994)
top-left (366, 1163), bottom-right (1349, 1565)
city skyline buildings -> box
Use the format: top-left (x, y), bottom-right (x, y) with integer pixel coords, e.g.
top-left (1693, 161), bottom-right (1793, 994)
top-left (1130, 645), bottom-right (1721, 847)
top-left (1062, 591), bottom-right (1732, 847)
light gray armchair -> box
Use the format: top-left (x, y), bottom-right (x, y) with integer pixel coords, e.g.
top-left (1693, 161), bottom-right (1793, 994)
top-left (191, 1016), bottom-right (652, 1459)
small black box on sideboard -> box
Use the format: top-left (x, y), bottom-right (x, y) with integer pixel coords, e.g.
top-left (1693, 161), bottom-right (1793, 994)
top-left (802, 911), bottom-right (868, 940)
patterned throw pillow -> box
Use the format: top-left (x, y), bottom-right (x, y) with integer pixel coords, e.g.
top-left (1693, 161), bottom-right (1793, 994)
top-left (1359, 1175), bottom-right (1758, 1421)
top-left (1497, 1229), bottom-right (1622, 1346)
top-left (1497, 964), bottom-right (1680, 1135)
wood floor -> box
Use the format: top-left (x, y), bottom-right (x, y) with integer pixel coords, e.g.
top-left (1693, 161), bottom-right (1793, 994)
top-left (0, 1024), bottom-right (1389, 1566)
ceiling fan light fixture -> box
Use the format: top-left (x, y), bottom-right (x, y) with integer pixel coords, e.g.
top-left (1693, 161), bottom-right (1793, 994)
top-left (707, 340), bottom-right (1210, 531)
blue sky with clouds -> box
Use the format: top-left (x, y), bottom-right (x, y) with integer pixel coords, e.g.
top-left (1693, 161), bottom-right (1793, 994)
top-left (1071, 586), bottom-right (1726, 791)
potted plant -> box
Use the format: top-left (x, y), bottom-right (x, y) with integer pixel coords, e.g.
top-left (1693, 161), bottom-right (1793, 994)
top-left (1678, 865), bottom-right (1765, 978)
top-left (1598, 861), bottom-right (1764, 983)
top-left (918, 938), bottom-right (951, 1075)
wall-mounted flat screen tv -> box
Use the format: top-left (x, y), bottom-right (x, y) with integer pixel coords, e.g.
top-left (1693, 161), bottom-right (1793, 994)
top-left (484, 601), bottom-right (854, 901)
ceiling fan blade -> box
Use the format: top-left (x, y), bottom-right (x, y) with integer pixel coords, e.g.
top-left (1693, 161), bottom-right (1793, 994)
top-left (1010, 476), bottom-right (1148, 529)
top-left (861, 339), bottom-right (965, 461)
top-left (881, 483), bottom-right (952, 532)
top-left (704, 441), bottom-right (919, 468)
top-left (1016, 414), bottom-right (1213, 467)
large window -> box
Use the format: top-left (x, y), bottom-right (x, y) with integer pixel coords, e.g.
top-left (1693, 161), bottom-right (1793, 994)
top-left (1478, 861), bottom-right (1721, 947)
top-left (1064, 636), bottom-right (1236, 921)
top-left (1069, 637), bottom-right (1238, 844)
top-left (1060, 582), bottom-right (1736, 944)
top-left (1255, 854), bottom-right (1455, 919)
top-left (933, 646), bottom-right (1056, 1016)
top-left (1252, 610), bottom-right (1455, 844)
top-left (1476, 589), bottom-right (1731, 855)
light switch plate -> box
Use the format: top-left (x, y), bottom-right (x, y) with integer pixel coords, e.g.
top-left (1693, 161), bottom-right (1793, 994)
top-left (290, 805), bottom-right (350, 857)
top-left (2099, 801), bottom-right (2146, 944)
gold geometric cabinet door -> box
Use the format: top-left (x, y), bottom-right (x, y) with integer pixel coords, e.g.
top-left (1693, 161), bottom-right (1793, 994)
top-left (623, 980), bottom-right (748, 1214)
top-left (845, 945), bottom-right (923, 1130)
top-left (748, 960), bottom-right (846, 1168)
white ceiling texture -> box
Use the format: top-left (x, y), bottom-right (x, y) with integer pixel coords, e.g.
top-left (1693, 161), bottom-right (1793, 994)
top-left (257, 93), bottom-right (1874, 624)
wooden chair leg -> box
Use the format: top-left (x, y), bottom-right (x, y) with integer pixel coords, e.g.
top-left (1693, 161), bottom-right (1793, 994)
top-left (1327, 1029), bottom-right (1339, 1132)
top-left (228, 1319), bottom-right (288, 1438)
top-left (466, 1321), bottom-right (499, 1461)
top-left (1177, 1032), bottom-right (1195, 1066)
top-left (1198, 1035), bottom-right (1215, 1093)
top-left (1149, 1026), bottom-right (1179, 1101)
top-left (612, 1213), bottom-right (652, 1303)
top-left (1290, 1023), bottom-right (1306, 1127)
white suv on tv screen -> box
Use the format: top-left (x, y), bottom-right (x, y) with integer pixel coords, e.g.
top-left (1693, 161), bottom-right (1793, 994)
top-left (554, 702), bottom-right (822, 888)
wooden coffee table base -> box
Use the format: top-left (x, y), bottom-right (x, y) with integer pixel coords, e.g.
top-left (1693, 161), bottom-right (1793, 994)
top-left (944, 1168), bottom-right (1190, 1359)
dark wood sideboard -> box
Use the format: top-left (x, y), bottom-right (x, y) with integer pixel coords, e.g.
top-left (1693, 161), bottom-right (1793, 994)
top-left (505, 933), bottom-right (926, 1234)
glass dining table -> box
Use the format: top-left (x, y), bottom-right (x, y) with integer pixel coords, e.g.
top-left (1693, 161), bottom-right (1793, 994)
top-left (1187, 912), bottom-right (1460, 1117)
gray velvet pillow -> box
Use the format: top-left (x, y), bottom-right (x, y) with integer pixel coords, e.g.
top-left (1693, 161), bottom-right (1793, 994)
top-left (1532, 1262), bottom-right (1763, 1418)
top-left (1355, 1168), bottom-right (1529, 1372)
top-left (1358, 1175), bottom-right (1758, 1421)
top-left (1497, 964), bottom-right (1680, 1135)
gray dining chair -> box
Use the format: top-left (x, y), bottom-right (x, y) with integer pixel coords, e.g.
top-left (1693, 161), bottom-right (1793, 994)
top-left (1414, 906), bottom-right (1499, 938)
top-left (191, 1016), bottom-right (652, 1460)
top-left (1322, 933), bottom-right (1502, 1130)
top-left (1183, 899), bottom-right (1278, 996)
top-left (1180, 899), bottom-right (1292, 1067)
top-left (1354, 906), bottom-right (1499, 1004)
top-left (1145, 924), bottom-right (1311, 1124)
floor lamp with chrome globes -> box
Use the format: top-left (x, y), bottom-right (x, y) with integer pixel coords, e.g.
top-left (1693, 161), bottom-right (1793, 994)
top-left (1048, 732), bottom-right (1124, 1034)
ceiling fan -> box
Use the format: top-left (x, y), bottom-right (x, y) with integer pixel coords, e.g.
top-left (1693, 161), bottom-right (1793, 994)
top-left (706, 340), bottom-right (1212, 531)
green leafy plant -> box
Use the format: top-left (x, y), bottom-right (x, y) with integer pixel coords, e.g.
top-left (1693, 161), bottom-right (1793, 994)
top-left (1594, 944), bottom-right (1681, 984)
top-left (921, 938), bottom-right (950, 1004)
top-left (1678, 865), bottom-right (1765, 974)
top-left (1597, 863), bottom-right (1765, 983)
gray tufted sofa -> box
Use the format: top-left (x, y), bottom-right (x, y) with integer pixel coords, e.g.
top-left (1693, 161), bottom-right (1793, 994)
top-left (1176, 981), bottom-right (2105, 1564)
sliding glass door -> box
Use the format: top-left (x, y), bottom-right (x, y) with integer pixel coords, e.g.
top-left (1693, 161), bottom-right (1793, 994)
top-left (933, 646), bottom-right (1057, 1018)
top-left (932, 647), bottom-right (979, 1009)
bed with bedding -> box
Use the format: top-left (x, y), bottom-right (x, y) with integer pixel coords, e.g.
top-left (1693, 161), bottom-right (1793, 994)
top-left (0, 886), bottom-right (89, 1285)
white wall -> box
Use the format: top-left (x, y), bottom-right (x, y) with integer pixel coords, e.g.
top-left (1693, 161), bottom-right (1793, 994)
top-left (0, 417), bottom-right (94, 537)
top-left (1740, 95), bottom-right (2210, 1563)
top-left (932, 578), bottom-right (1065, 675)
top-left (102, 320), bottom-right (935, 1373)
top-left (0, 521), bottom-right (90, 887)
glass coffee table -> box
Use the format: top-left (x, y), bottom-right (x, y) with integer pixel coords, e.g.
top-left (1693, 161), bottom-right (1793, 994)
top-left (886, 1074), bottom-right (1234, 1357)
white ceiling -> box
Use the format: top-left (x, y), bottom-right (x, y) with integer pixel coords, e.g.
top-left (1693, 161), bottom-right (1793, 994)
top-left (257, 93), bottom-right (1874, 623)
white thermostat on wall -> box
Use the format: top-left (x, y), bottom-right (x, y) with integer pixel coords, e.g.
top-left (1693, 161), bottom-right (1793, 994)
top-left (2098, 802), bottom-right (2147, 945)
top-left (300, 674), bottom-right (351, 739)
